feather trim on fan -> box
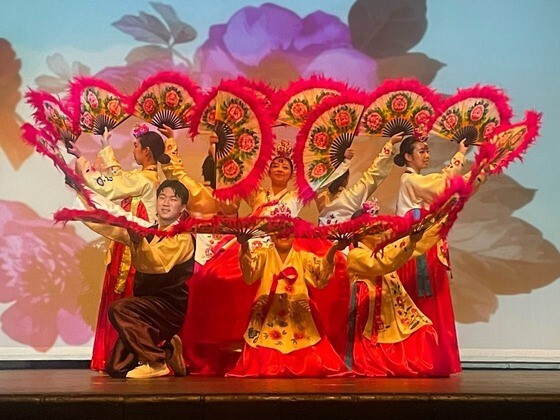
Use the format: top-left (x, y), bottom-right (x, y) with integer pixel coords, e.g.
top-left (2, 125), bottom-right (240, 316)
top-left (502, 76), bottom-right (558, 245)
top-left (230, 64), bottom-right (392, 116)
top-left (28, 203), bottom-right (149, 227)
top-left (25, 90), bottom-right (80, 148)
top-left (54, 207), bottom-right (160, 237)
top-left (20, 123), bottom-right (95, 207)
top-left (232, 76), bottom-right (276, 110)
top-left (294, 91), bottom-right (369, 203)
top-left (69, 77), bottom-right (129, 135)
top-left (272, 75), bottom-right (357, 127)
top-left (361, 78), bottom-right (442, 139)
top-left (128, 71), bottom-right (202, 130)
top-left (484, 110), bottom-right (541, 174)
top-left (189, 79), bottom-right (274, 201)
top-left (431, 84), bottom-right (513, 145)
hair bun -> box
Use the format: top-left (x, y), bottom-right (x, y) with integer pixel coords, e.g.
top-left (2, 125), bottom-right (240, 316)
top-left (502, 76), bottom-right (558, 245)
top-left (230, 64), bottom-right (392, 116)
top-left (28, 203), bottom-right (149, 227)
top-left (394, 154), bottom-right (406, 167)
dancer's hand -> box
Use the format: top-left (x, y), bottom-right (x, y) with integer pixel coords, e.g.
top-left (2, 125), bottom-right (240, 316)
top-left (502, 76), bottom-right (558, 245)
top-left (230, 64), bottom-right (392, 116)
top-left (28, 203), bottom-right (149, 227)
top-left (159, 124), bottom-right (174, 139)
top-left (100, 127), bottom-right (111, 148)
top-left (66, 142), bottom-right (82, 158)
top-left (458, 139), bottom-right (468, 155)
top-left (344, 148), bottom-right (355, 160)
top-left (390, 131), bottom-right (405, 144)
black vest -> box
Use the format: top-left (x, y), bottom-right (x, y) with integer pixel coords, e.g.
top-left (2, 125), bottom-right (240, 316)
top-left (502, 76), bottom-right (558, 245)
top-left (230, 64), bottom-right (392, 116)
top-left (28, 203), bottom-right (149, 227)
top-left (133, 233), bottom-right (195, 313)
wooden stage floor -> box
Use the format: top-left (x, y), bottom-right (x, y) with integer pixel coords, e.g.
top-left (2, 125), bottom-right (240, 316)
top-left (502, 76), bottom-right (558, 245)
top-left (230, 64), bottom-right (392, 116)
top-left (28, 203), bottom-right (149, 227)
top-left (0, 369), bottom-right (559, 419)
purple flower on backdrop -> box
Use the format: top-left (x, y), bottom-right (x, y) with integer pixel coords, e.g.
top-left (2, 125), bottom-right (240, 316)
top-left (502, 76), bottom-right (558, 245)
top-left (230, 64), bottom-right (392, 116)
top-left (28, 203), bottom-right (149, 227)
top-left (0, 201), bottom-right (93, 350)
top-left (193, 3), bottom-right (378, 89)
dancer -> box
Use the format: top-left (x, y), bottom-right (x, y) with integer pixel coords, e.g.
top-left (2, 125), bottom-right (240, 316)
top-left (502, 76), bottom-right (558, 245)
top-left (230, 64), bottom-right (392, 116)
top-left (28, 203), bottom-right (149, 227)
top-left (393, 136), bottom-right (476, 375)
top-left (67, 125), bottom-right (168, 372)
top-left (311, 133), bottom-right (403, 357)
top-left (158, 125), bottom-right (240, 265)
top-left (183, 142), bottom-right (303, 375)
top-left (346, 217), bottom-right (451, 377)
top-left (82, 180), bottom-right (195, 379)
top-left (227, 233), bottom-right (349, 378)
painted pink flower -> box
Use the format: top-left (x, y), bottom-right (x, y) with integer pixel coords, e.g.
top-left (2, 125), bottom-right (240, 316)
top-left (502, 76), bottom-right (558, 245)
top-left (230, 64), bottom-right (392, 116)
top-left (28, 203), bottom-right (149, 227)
top-left (193, 3), bottom-right (377, 90)
top-left (365, 111), bottom-right (383, 131)
top-left (334, 110), bottom-right (351, 128)
top-left (226, 103), bottom-right (244, 122)
top-left (86, 91), bottom-right (99, 109)
top-left (141, 97), bottom-right (157, 115)
top-left (0, 201), bottom-right (93, 350)
top-left (311, 162), bottom-right (328, 178)
top-left (470, 104), bottom-right (485, 122)
top-left (483, 121), bottom-right (497, 138)
top-left (391, 94), bottom-right (408, 113)
top-left (290, 101), bottom-right (309, 120)
top-left (443, 112), bottom-right (459, 131)
top-left (414, 109), bottom-right (431, 125)
top-left (312, 132), bottom-right (329, 150)
top-left (107, 99), bottom-right (121, 117)
top-left (238, 133), bottom-right (255, 153)
top-left (80, 111), bottom-right (93, 130)
top-left (269, 329), bottom-right (282, 340)
top-left (293, 330), bottom-right (306, 340)
top-left (221, 159), bottom-right (240, 179)
top-left (165, 89), bottom-right (180, 108)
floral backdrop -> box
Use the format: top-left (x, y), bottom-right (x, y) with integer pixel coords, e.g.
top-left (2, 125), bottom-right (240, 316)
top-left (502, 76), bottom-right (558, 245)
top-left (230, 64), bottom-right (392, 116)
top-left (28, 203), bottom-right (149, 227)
top-left (0, 0), bottom-right (558, 362)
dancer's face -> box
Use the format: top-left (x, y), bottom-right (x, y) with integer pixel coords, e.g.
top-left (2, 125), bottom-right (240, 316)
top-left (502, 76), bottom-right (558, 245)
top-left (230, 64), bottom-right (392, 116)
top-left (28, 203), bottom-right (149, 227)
top-left (405, 142), bottom-right (430, 172)
top-left (157, 187), bottom-right (186, 226)
top-left (133, 140), bottom-right (148, 165)
top-left (269, 158), bottom-right (293, 186)
top-left (273, 235), bottom-right (295, 252)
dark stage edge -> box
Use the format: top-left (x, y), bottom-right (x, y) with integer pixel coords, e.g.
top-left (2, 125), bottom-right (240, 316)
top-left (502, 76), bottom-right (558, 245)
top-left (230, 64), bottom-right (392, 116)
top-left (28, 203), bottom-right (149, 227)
top-left (0, 370), bottom-right (559, 420)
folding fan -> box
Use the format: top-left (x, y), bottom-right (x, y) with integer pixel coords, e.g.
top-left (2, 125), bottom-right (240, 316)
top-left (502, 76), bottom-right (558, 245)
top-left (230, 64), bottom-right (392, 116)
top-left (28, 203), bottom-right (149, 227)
top-left (482, 111), bottom-right (541, 175)
top-left (233, 77), bottom-right (276, 110)
top-left (431, 85), bottom-right (513, 145)
top-left (70, 77), bottom-right (130, 135)
top-left (360, 79), bottom-right (442, 139)
top-left (25, 90), bottom-right (80, 148)
top-left (189, 80), bottom-right (274, 201)
top-left (129, 71), bottom-right (202, 129)
top-left (272, 75), bottom-right (352, 127)
top-left (20, 123), bottom-right (95, 206)
top-left (294, 92), bottom-right (368, 202)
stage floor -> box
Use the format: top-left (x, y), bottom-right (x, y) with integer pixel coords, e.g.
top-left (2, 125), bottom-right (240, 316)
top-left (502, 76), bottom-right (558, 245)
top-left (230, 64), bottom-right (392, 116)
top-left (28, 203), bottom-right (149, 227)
top-left (1, 369), bottom-right (559, 419)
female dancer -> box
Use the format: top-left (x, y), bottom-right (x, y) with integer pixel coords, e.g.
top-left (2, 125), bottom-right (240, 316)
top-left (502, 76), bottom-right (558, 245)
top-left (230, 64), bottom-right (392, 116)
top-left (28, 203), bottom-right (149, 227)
top-left (68, 125), bottom-right (169, 372)
top-left (393, 136), bottom-right (468, 375)
top-left (182, 143), bottom-right (304, 375)
top-left (227, 234), bottom-right (349, 377)
top-left (346, 218), bottom-right (450, 377)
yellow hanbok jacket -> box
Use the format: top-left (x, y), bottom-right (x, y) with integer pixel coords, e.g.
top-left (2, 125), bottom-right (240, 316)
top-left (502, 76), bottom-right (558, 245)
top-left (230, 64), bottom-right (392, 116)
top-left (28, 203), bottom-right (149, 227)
top-left (239, 245), bottom-right (335, 354)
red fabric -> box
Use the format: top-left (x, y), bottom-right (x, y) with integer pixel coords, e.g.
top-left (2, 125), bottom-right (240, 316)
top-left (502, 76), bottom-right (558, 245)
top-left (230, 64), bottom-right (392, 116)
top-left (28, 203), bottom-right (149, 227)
top-left (226, 301), bottom-right (350, 378)
top-left (396, 245), bottom-right (462, 375)
top-left (294, 238), bottom-right (349, 358)
top-left (90, 200), bottom-right (148, 372)
top-left (179, 241), bottom-right (259, 375)
top-left (350, 281), bottom-right (445, 377)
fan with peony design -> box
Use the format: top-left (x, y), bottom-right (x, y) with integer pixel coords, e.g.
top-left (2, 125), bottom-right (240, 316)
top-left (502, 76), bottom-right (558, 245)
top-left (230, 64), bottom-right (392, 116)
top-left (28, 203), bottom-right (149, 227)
top-left (190, 80), bottom-right (274, 201)
top-left (70, 77), bottom-right (130, 135)
top-left (20, 123), bottom-right (96, 206)
top-left (272, 75), bottom-right (352, 128)
top-left (25, 90), bottom-right (81, 148)
top-left (294, 92), bottom-right (368, 202)
top-left (128, 71), bottom-right (202, 129)
top-left (360, 79), bottom-right (442, 139)
top-left (233, 77), bottom-right (276, 111)
top-left (481, 110), bottom-right (541, 175)
top-left (431, 85), bottom-right (513, 145)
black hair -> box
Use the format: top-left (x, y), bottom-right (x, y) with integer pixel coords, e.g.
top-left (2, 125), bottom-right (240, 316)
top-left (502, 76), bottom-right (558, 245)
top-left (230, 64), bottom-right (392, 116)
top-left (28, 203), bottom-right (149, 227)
top-left (138, 131), bottom-right (171, 164)
top-left (157, 179), bottom-right (189, 205)
top-left (202, 154), bottom-right (216, 189)
top-left (393, 135), bottom-right (422, 167)
top-left (328, 170), bottom-right (349, 195)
